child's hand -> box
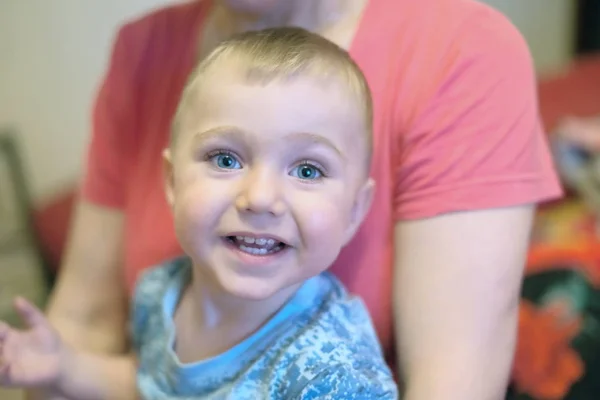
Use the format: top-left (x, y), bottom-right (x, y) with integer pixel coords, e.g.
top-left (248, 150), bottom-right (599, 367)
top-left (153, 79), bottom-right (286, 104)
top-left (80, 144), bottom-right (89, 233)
top-left (0, 297), bottom-right (64, 388)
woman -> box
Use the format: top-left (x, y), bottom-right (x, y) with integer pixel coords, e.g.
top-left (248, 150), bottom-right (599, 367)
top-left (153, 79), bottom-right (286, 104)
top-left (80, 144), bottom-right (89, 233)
top-left (36, 0), bottom-right (561, 399)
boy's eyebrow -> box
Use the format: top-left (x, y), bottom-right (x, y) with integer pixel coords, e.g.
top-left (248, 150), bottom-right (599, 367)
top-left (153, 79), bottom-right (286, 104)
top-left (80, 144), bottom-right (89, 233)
top-left (192, 126), bottom-right (248, 144)
top-left (284, 132), bottom-right (345, 160)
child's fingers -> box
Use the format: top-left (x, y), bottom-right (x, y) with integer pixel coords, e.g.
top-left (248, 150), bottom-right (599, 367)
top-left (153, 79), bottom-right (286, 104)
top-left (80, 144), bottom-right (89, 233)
top-left (0, 363), bottom-right (8, 382)
top-left (0, 322), bottom-right (10, 362)
top-left (0, 327), bottom-right (7, 383)
top-left (0, 321), bottom-right (9, 340)
top-left (0, 363), bottom-right (13, 388)
top-left (13, 297), bottom-right (46, 329)
top-left (0, 322), bottom-right (6, 358)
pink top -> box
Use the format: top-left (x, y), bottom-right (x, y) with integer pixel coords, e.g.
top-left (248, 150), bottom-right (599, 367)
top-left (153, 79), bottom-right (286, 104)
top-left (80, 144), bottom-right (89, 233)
top-left (82, 0), bottom-right (562, 363)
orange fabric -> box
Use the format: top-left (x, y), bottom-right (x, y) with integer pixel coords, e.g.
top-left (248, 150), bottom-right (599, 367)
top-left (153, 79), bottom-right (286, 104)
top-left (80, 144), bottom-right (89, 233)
top-left (513, 200), bottom-right (600, 399)
top-left (513, 301), bottom-right (584, 400)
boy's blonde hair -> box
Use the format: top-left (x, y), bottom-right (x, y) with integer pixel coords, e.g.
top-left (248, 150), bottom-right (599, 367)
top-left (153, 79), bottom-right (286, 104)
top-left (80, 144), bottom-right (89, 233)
top-left (172, 27), bottom-right (373, 162)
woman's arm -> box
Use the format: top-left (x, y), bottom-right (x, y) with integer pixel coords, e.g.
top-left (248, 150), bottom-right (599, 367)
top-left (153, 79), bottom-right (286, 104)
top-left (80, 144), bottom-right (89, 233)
top-left (56, 352), bottom-right (137, 400)
top-left (394, 205), bottom-right (533, 400)
top-left (27, 201), bottom-right (130, 400)
top-left (27, 13), bottom-right (146, 399)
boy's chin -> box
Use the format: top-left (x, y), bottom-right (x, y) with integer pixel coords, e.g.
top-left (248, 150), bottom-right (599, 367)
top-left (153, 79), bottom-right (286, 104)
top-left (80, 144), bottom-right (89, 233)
top-left (218, 273), bottom-right (300, 302)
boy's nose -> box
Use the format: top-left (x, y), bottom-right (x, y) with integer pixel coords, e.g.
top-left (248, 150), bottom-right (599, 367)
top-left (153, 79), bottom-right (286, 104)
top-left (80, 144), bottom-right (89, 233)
top-left (235, 167), bottom-right (285, 216)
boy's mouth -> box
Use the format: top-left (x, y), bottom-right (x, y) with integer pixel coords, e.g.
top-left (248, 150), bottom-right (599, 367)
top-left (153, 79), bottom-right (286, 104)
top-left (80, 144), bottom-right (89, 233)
top-left (225, 235), bottom-right (288, 256)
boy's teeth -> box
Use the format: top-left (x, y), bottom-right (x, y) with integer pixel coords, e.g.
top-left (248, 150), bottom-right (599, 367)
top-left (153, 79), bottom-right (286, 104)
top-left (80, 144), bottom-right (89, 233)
top-left (238, 244), bottom-right (283, 256)
top-left (240, 245), bottom-right (268, 255)
top-left (235, 236), bottom-right (279, 246)
top-left (230, 235), bottom-right (284, 254)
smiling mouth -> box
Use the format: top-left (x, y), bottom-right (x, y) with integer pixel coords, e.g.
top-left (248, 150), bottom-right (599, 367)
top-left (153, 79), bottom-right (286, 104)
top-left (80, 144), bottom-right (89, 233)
top-left (225, 235), bottom-right (288, 256)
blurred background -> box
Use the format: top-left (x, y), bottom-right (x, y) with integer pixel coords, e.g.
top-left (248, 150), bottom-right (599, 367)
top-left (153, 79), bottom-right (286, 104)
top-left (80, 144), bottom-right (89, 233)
top-left (0, 1), bottom-right (599, 399)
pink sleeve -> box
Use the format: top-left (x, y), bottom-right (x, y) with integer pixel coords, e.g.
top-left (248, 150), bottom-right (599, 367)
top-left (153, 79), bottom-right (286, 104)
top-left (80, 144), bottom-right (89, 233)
top-left (81, 24), bottom-right (141, 209)
top-left (393, 9), bottom-right (562, 220)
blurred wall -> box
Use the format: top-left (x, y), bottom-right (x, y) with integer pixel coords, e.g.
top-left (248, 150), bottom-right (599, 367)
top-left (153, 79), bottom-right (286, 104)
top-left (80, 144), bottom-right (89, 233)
top-left (0, 0), bottom-right (577, 202)
top-left (0, 1), bottom-right (172, 202)
top-left (480, 0), bottom-right (577, 74)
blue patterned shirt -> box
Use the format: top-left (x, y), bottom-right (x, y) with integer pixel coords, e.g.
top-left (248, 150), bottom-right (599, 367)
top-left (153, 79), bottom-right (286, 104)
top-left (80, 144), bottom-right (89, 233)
top-left (131, 257), bottom-right (398, 399)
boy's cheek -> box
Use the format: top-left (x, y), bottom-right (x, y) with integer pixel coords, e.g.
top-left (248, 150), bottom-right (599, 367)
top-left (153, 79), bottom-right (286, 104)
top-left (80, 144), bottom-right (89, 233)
top-left (300, 207), bottom-right (347, 247)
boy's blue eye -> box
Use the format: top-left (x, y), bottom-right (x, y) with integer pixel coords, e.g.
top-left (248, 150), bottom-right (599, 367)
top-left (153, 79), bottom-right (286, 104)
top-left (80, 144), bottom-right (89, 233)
top-left (210, 153), bottom-right (241, 169)
top-left (290, 163), bottom-right (322, 180)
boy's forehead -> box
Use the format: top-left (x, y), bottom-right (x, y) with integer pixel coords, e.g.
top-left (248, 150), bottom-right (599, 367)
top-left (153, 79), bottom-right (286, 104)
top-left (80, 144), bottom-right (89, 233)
top-left (193, 63), bottom-right (362, 116)
top-left (194, 56), bottom-right (350, 98)
top-left (177, 60), bottom-right (370, 162)
top-left (183, 76), bottom-right (360, 136)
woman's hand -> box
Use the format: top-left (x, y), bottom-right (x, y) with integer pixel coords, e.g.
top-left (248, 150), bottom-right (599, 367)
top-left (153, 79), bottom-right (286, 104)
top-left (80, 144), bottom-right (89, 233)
top-left (0, 298), bottom-right (66, 389)
top-left (558, 116), bottom-right (600, 152)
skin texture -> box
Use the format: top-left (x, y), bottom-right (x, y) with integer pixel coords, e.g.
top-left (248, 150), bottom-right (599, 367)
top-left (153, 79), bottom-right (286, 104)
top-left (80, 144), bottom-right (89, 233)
top-left (396, 206), bottom-right (534, 400)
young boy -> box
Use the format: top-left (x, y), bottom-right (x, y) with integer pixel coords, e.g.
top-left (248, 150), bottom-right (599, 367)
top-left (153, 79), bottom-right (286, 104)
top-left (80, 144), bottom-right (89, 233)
top-left (0, 27), bottom-right (397, 399)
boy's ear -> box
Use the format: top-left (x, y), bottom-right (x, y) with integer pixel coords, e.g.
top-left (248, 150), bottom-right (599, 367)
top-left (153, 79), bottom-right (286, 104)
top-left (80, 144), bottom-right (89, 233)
top-left (162, 148), bottom-right (175, 208)
top-left (343, 178), bottom-right (375, 246)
